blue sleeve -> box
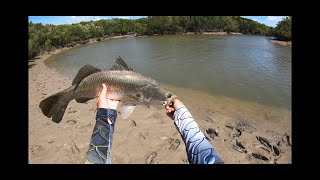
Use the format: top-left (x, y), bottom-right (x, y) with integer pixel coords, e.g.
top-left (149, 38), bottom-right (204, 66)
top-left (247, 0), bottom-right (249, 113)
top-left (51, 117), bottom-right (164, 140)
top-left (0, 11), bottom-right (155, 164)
top-left (173, 106), bottom-right (224, 164)
top-left (85, 108), bottom-right (117, 164)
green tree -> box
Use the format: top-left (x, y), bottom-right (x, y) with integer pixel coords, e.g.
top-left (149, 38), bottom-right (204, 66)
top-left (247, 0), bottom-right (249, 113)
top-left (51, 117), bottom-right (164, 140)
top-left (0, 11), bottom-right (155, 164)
top-left (273, 17), bottom-right (291, 41)
top-left (28, 16), bottom-right (273, 59)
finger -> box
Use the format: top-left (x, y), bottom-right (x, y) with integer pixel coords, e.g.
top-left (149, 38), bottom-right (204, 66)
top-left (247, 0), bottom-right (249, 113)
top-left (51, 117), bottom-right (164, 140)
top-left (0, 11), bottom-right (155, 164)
top-left (166, 112), bottom-right (173, 119)
top-left (165, 105), bottom-right (174, 110)
top-left (100, 84), bottom-right (107, 98)
top-left (168, 107), bottom-right (174, 112)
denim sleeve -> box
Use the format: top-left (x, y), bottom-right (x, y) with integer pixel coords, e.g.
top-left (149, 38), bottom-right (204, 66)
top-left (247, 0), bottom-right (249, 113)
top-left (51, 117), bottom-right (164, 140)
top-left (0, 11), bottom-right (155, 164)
top-left (173, 106), bottom-right (224, 164)
top-left (85, 108), bottom-right (117, 164)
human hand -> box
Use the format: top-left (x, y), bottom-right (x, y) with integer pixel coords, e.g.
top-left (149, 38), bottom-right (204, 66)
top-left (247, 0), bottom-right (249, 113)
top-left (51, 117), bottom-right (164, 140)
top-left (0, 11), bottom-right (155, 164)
top-left (97, 84), bottom-right (120, 110)
top-left (165, 98), bottom-right (184, 119)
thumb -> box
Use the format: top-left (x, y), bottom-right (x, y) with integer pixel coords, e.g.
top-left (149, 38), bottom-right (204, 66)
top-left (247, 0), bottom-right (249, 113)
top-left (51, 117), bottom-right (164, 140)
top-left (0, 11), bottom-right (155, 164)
top-left (99, 84), bottom-right (107, 98)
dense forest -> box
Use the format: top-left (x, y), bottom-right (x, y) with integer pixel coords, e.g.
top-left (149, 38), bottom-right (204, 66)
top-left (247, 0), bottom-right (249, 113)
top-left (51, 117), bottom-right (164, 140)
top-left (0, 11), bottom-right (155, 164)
top-left (29, 16), bottom-right (290, 59)
top-left (271, 16), bottom-right (291, 41)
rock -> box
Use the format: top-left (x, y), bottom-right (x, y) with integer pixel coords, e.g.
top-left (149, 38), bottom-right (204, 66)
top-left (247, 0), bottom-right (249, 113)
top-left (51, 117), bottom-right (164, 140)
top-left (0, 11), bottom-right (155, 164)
top-left (129, 120), bottom-right (137, 127)
top-left (145, 152), bottom-right (157, 164)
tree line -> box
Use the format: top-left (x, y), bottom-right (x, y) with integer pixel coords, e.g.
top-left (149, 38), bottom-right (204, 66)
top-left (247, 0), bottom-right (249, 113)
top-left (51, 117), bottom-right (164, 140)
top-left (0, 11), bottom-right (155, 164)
top-left (29, 16), bottom-right (290, 59)
top-left (271, 16), bottom-right (291, 41)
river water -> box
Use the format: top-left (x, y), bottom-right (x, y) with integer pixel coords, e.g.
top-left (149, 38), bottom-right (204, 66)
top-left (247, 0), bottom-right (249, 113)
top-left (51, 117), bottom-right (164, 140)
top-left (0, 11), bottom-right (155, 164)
top-left (45, 34), bottom-right (291, 110)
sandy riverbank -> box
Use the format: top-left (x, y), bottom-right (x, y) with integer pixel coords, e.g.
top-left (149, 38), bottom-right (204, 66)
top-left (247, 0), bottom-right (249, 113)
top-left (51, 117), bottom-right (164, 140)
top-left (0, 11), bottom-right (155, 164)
top-left (182, 32), bottom-right (243, 35)
top-left (271, 40), bottom-right (292, 47)
top-left (29, 42), bottom-right (291, 164)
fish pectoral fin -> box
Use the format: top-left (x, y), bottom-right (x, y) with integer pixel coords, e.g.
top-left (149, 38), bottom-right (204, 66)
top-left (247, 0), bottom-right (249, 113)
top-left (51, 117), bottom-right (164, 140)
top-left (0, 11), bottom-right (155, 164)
top-left (120, 104), bottom-right (136, 119)
top-left (109, 56), bottom-right (133, 71)
top-left (75, 97), bottom-right (93, 103)
top-left (72, 65), bottom-right (101, 86)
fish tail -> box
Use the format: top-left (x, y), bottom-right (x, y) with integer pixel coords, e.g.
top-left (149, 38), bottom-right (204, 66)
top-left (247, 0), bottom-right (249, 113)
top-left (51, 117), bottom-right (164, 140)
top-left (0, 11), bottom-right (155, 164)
top-left (39, 87), bottom-right (74, 123)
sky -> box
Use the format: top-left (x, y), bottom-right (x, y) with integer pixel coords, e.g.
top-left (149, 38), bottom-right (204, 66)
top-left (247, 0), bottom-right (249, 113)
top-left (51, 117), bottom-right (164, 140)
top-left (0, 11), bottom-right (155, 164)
top-left (28, 16), bottom-right (287, 27)
top-left (241, 16), bottom-right (287, 27)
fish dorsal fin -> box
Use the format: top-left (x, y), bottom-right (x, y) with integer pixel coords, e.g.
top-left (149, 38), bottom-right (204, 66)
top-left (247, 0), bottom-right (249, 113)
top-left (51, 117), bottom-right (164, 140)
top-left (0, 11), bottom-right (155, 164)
top-left (109, 56), bottom-right (133, 71)
top-left (72, 65), bottom-right (101, 86)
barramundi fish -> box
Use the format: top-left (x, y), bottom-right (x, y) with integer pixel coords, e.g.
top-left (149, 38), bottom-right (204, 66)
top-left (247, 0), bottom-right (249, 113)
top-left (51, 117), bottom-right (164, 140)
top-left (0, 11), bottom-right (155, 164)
top-left (39, 56), bottom-right (176, 123)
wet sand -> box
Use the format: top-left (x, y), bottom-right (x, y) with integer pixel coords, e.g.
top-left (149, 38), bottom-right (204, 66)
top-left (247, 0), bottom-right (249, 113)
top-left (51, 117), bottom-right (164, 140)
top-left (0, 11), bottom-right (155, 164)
top-left (29, 48), bottom-right (292, 164)
top-left (270, 40), bottom-right (292, 47)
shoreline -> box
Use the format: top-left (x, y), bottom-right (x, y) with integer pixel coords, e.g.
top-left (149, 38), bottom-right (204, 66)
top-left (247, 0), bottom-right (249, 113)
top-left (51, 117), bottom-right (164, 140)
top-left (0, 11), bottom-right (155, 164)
top-left (30, 35), bottom-right (134, 62)
top-left (270, 39), bottom-right (292, 47)
top-left (29, 36), bottom-right (291, 164)
top-left (182, 32), bottom-right (243, 35)
top-left (30, 32), bottom-right (244, 61)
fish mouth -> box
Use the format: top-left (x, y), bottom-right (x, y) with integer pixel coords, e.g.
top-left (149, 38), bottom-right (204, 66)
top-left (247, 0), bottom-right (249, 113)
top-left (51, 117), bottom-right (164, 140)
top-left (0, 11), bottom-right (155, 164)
top-left (162, 92), bottom-right (176, 106)
top-left (161, 101), bottom-right (168, 106)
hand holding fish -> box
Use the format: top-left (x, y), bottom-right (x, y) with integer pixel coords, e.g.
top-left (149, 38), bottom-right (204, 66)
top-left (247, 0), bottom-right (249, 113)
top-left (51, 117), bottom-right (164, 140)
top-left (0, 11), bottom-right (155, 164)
top-left (165, 99), bottom-right (184, 119)
top-left (97, 84), bottom-right (120, 110)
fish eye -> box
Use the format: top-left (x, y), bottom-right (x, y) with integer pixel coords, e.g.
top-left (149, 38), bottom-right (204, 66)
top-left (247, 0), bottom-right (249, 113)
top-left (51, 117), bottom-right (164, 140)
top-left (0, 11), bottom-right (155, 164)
top-left (167, 93), bottom-right (172, 99)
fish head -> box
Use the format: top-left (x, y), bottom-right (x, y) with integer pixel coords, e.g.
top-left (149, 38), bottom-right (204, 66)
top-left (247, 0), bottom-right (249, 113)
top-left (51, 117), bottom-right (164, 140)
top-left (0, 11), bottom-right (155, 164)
top-left (163, 91), bottom-right (177, 106)
top-left (141, 85), bottom-right (176, 106)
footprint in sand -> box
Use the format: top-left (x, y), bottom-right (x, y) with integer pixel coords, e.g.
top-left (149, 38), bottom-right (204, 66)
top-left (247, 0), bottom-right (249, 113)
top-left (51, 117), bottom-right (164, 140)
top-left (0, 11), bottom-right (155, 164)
top-left (169, 139), bottom-right (180, 150)
top-left (66, 120), bottom-right (77, 124)
top-left (251, 153), bottom-right (269, 161)
top-left (145, 152), bottom-right (157, 164)
top-left (68, 110), bottom-right (77, 114)
top-left (31, 145), bottom-right (44, 156)
top-left (182, 158), bottom-right (189, 163)
top-left (206, 128), bottom-right (219, 140)
top-left (232, 139), bottom-right (247, 153)
top-left (138, 133), bottom-right (146, 140)
top-left (230, 128), bottom-right (241, 139)
top-left (129, 120), bottom-right (137, 127)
